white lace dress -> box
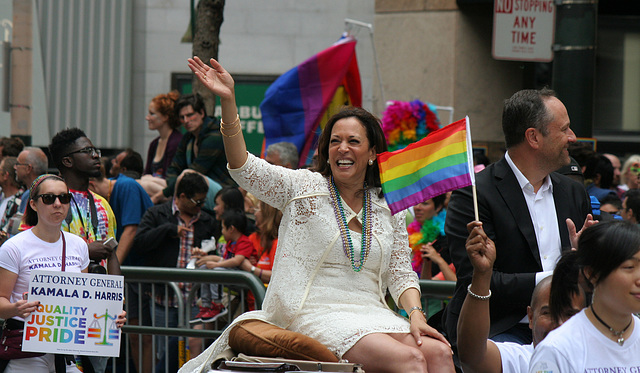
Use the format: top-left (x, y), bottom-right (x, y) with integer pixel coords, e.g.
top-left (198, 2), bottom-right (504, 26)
top-left (180, 154), bottom-right (419, 372)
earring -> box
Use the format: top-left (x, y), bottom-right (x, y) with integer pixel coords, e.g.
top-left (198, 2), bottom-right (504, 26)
top-left (327, 160), bottom-right (330, 164)
top-left (368, 159), bottom-right (374, 165)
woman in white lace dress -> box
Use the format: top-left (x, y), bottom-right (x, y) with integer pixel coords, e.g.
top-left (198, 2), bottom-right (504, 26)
top-left (181, 57), bottom-right (455, 373)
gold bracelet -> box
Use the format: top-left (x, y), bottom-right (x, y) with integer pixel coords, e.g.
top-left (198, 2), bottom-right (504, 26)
top-left (221, 125), bottom-right (242, 138)
top-left (221, 114), bottom-right (240, 128)
top-left (409, 307), bottom-right (426, 321)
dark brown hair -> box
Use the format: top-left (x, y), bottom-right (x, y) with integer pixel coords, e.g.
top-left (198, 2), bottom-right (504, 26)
top-left (315, 107), bottom-right (387, 193)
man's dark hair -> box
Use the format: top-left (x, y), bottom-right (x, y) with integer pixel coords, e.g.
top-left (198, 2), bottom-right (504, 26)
top-left (175, 172), bottom-right (208, 199)
top-left (583, 153), bottom-right (614, 189)
top-left (175, 93), bottom-right (206, 117)
top-left (49, 128), bottom-right (87, 170)
top-left (624, 189), bottom-right (640, 222)
top-left (121, 148), bottom-right (144, 176)
top-left (502, 88), bottom-right (556, 149)
top-left (0, 137), bottom-right (25, 157)
top-left (568, 142), bottom-right (595, 170)
top-left (221, 209), bottom-right (248, 236)
top-left (600, 194), bottom-right (623, 210)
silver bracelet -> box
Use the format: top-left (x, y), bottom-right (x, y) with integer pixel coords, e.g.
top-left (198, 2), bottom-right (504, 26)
top-left (467, 284), bottom-right (491, 300)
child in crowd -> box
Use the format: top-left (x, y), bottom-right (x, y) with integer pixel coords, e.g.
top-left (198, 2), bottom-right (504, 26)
top-left (191, 209), bottom-right (256, 323)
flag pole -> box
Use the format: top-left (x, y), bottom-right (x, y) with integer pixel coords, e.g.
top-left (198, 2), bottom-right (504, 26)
top-left (464, 116), bottom-right (479, 222)
top-left (472, 185), bottom-right (479, 222)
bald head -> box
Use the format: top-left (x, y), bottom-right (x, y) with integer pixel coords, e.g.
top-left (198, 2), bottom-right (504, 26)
top-left (530, 276), bottom-right (552, 311)
top-left (16, 147), bottom-right (48, 186)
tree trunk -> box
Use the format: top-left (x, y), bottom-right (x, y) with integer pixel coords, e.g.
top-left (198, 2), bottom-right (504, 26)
top-left (192, 0), bottom-right (225, 117)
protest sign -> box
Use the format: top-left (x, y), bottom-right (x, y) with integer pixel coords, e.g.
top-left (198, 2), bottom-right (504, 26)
top-left (22, 270), bottom-right (124, 357)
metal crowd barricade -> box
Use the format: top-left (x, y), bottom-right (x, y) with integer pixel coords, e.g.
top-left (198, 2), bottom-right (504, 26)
top-left (419, 279), bottom-right (456, 301)
top-left (114, 266), bottom-right (266, 373)
top-left (111, 269), bottom-right (454, 373)
top-left (419, 279), bottom-right (456, 318)
top-left (389, 280), bottom-right (456, 319)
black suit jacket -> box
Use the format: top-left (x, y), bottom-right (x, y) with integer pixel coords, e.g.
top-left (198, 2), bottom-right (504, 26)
top-left (133, 201), bottom-right (217, 268)
top-left (442, 157), bottom-right (591, 345)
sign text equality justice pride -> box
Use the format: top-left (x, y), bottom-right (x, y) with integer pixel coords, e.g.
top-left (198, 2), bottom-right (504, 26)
top-left (492, 0), bottom-right (556, 62)
top-left (22, 270), bottom-right (124, 357)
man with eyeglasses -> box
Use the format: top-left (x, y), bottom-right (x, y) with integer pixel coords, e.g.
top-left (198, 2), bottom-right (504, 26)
top-left (15, 146), bottom-right (49, 214)
top-left (151, 93), bottom-right (234, 213)
top-left (48, 130), bottom-right (118, 274)
top-left (48, 128), bottom-right (120, 373)
top-left (134, 171), bottom-right (217, 372)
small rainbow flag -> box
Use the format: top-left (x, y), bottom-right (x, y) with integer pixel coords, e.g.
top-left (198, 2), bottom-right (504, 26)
top-left (378, 116), bottom-right (475, 215)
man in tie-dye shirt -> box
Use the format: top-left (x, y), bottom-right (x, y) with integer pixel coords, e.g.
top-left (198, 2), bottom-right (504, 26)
top-left (49, 128), bottom-right (121, 373)
top-left (49, 128), bottom-right (120, 276)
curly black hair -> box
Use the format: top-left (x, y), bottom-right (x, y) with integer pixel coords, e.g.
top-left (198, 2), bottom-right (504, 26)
top-left (49, 128), bottom-right (87, 170)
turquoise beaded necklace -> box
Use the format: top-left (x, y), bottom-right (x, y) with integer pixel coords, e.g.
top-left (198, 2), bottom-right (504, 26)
top-left (328, 176), bottom-right (372, 272)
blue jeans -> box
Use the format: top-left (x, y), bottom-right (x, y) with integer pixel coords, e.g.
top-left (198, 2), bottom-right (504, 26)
top-left (153, 304), bottom-right (179, 373)
top-left (153, 304), bottom-right (198, 373)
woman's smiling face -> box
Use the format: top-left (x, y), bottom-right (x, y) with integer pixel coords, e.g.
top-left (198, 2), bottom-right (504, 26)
top-left (594, 251), bottom-right (640, 315)
top-left (327, 117), bottom-right (375, 187)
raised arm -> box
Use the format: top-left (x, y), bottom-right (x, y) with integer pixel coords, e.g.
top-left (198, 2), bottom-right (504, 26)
top-left (188, 57), bottom-right (247, 169)
top-left (457, 221), bottom-right (502, 373)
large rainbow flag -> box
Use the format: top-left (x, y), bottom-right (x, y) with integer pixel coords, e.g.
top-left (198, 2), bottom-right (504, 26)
top-left (260, 36), bottom-right (361, 167)
top-left (378, 117), bottom-right (475, 215)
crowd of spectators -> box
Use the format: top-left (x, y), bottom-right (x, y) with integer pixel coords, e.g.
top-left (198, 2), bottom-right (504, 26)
top-left (3, 84), bottom-right (640, 373)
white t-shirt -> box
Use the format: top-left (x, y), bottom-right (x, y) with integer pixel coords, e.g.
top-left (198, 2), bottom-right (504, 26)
top-left (0, 229), bottom-right (90, 305)
top-left (529, 309), bottom-right (640, 373)
top-left (496, 341), bottom-right (534, 373)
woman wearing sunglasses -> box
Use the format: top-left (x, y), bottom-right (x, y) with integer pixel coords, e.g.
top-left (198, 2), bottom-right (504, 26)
top-left (0, 174), bottom-right (126, 371)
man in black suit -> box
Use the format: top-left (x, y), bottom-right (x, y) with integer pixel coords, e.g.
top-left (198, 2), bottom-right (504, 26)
top-left (443, 88), bottom-right (593, 346)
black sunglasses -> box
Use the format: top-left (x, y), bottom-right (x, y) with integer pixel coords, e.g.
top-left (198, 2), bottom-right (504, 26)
top-left (64, 147), bottom-right (101, 158)
top-left (36, 193), bottom-right (72, 205)
top-left (190, 198), bottom-right (205, 207)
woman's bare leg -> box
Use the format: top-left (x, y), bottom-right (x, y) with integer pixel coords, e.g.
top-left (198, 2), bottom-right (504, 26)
top-left (342, 333), bottom-right (453, 373)
top-left (389, 332), bottom-right (455, 373)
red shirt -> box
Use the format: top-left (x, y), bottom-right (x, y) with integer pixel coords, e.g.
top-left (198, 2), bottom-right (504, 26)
top-left (222, 234), bottom-right (256, 260)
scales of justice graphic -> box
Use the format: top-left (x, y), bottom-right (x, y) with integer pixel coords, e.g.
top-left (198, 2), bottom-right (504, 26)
top-left (87, 309), bottom-right (120, 346)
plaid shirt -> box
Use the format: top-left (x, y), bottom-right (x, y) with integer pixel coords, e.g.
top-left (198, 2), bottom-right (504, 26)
top-left (154, 201), bottom-right (201, 308)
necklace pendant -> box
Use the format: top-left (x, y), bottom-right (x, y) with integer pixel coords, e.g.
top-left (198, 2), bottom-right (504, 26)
top-left (617, 337), bottom-right (625, 346)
